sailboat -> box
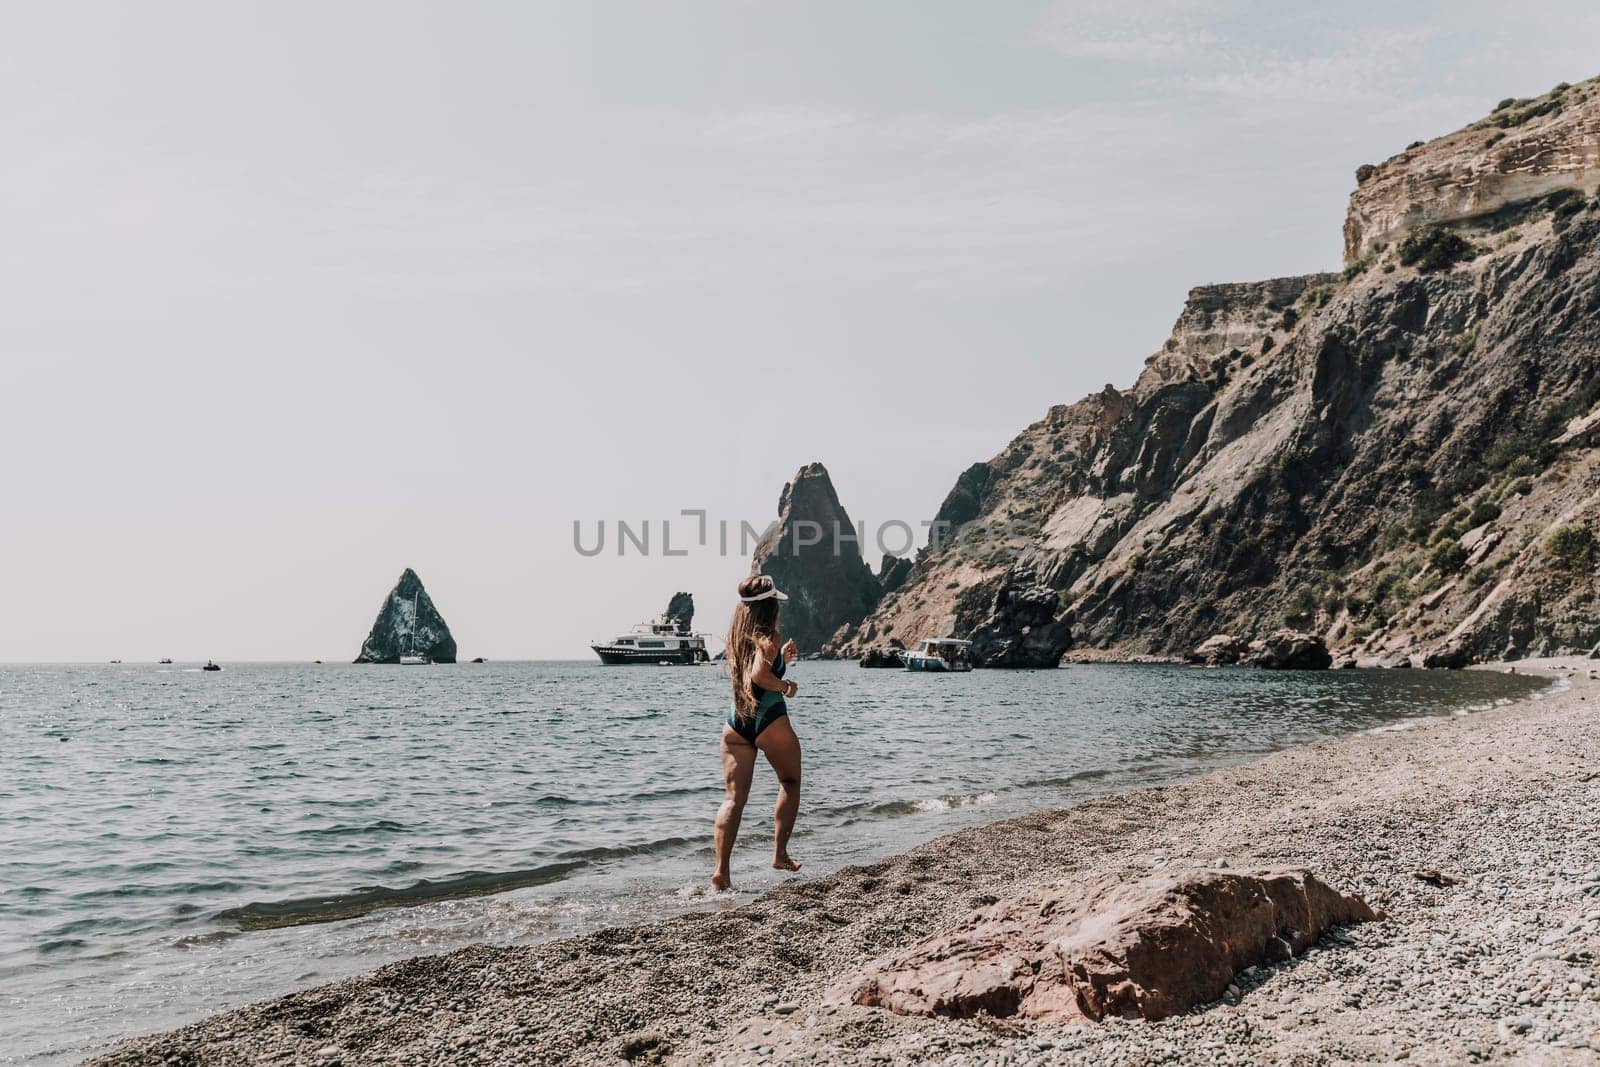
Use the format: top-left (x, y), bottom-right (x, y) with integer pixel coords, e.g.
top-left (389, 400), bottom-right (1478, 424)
top-left (399, 590), bottom-right (431, 665)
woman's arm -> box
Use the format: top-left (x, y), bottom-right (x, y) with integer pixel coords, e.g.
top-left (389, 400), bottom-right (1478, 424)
top-left (748, 637), bottom-right (798, 697)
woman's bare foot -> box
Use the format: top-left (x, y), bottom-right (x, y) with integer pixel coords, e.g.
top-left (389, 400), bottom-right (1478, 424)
top-left (711, 870), bottom-right (732, 891)
top-left (772, 854), bottom-right (801, 872)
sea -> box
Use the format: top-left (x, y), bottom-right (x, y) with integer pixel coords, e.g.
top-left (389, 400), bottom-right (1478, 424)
top-left (0, 660), bottom-right (1547, 1063)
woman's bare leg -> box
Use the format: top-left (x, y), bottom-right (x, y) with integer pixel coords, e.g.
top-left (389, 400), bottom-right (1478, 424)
top-left (712, 727), bottom-right (757, 890)
top-left (756, 716), bottom-right (802, 872)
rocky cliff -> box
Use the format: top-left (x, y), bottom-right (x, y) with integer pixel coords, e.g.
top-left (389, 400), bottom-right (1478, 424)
top-left (829, 74), bottom-right (1600, 667)
top-left (354, 568), bottom-right (458, 664)
top-left (750, 463), bottom-right (884, 654)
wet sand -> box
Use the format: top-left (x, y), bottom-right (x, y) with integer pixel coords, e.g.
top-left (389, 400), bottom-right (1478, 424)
top-left (95, 660), bottom-right (1600, 1065)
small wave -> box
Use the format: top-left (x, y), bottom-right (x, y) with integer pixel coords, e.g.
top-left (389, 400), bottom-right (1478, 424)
top-left (1368, 717), bottom-right (1439, 734)
top-left (295, 819), bottom-right (410, 838)
top-left (633, 783), bottom-right (722, 805)
top-left (554, 835), bottom-right (701, 864)
top-left (1012, 768), bottom-right (1115, 791)
top-left (833, 792), bottom-right (999, 820)
top-left (174, 929), bottom-right (243, 948)
top-left (218, 861), bottom-right (588, 930)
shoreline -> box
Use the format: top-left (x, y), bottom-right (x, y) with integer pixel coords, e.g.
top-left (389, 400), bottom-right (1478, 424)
top-left (95, 660), bottom-right (1600, 1065)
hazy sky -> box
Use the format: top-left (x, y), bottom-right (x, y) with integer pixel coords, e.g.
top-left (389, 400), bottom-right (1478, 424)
top-left (3, 1), bottom-right (1597, 660)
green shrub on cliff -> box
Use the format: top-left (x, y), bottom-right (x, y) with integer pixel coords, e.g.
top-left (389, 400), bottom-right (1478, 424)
top-left (1398, 226), bottom-right (1477, 272)
top-left (1493, 92), bottom-right (1564, 129)
top-left (1342, 253), bottom-right (1374, 281)
top-left (1542, 524), bottom-right (1597, 570)
top-left (1547, 188), bottom-right (1586, 232)
top-left (1429, 539), bottom-right (1468, 575)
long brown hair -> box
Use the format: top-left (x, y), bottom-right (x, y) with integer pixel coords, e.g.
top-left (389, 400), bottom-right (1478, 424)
top-left (727, 576), bottom-right (782, 721)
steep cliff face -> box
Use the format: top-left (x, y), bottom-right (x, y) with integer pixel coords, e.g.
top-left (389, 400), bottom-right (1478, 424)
top-left (828, 272), bottom-right (1336, 662)
top-left (751, 463), bottom-right (884, 654)
top-left (831, 77), bottom-right (1600, 666)
top-left (355, 568), bottom-right (458, 663)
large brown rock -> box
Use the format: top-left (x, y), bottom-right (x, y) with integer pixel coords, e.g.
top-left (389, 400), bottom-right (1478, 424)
top-left (1422, 640), bottom-right (1473, 669)
top-left (1245, 629), bottom-right (1332, 670)
top-left (833, 868), bottom-right (1377, 1024)
top-left (963, 566), bottom-right (1073, 668)
top-left (1186, 634), bottom-right (1248, 666)
top-left (858, 644), bottom-right (904, 668)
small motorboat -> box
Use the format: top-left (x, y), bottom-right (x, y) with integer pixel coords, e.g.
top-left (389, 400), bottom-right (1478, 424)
top-left (158, 658), bottom-right (173, 664)
top-left (202, 660), bottom-right (222, 672)
top-left (902, 638), bottom-right (974, 673)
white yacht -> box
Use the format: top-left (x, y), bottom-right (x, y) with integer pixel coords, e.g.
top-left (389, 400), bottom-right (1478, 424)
top-left (902, 638), bottom-right (974, 672)
top-left (591, 618), bottom-right (710, 665)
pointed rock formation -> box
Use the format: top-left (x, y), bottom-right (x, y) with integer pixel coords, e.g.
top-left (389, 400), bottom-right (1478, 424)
top-left (354, 568), bottom-right (458, 664)
top-left (664, 592), bottom-right (695, 634)
top-left (750, 462), bottom-right (882, 654)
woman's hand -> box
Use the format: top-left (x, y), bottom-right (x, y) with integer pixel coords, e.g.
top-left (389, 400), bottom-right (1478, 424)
top-left (784, 680), bottom-right (799, 698)
top-left (781, 638), bottom-right (798, 664)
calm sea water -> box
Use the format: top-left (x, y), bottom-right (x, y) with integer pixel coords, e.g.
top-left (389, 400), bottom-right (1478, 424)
top-left (0, 660), bottom-right (1545, 1063)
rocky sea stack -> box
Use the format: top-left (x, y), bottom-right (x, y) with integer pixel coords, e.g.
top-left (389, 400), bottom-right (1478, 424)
top-left (663, 592), bottom-right (695, 634)
top-left (354, 568), bottom-right (458, 664)
top-left (750, 463), bottom-right (884, 654)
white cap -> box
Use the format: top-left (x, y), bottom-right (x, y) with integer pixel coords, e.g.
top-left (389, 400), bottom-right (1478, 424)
top-left (740, 575), bottom-right (789, 602)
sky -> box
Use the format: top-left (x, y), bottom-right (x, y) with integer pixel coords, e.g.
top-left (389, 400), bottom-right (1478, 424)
top-left (2, 1), bottom-right (1598, 661)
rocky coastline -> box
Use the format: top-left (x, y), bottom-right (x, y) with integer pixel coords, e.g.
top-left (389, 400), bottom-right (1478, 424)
top-left (97, 660), bottom-right (1600, 1065)
top-left (825, 75), bottom-right (1600, 671)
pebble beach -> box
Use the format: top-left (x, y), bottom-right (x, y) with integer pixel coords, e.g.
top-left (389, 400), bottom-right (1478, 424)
top-left (95, 660), bottom-right (1600, 1065)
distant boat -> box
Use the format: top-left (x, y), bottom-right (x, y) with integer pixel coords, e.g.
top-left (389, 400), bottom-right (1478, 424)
top-left (158, 658), bottom-right (172, 665)
top-left (109, 660), bottom-right (122, 664)
top-left (902, 638), bottom-right (973, 673)
top-left (202, 660), bottom-right (222, 672)
top-left (591, 617), bottom-right (710, 665)
top-left (399, 590), bottom-right (431, 665)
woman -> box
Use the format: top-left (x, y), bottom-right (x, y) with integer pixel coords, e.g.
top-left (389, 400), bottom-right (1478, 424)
top-left (711, 574), bottom-right (802, 890)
